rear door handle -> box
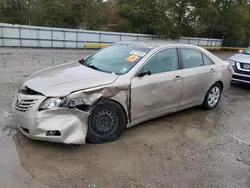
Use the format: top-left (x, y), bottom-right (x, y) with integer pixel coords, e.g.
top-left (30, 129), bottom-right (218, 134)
top-left (210, 69), bottom-right (216, 73)
top-left (173, 76), bottom-right (181, 81)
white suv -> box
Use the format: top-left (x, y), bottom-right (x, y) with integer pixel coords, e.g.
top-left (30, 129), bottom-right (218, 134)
top-left (229, 47), bottom-right (250, 84)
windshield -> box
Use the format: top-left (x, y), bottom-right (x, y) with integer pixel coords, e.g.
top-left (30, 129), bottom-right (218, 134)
top-left (80, 44), bottom-right (151, 74)
top-left (243, 47), bottom-right (250, 55)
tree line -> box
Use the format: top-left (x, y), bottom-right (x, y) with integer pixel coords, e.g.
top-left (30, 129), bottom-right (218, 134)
top-left (1, 0), bottom-right (250, 45)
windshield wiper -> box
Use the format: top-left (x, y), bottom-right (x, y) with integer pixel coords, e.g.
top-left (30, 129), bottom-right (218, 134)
top-left (86, 64), bottom-right (100, 71)
top-left (79, 59), bottom-right (113, 73)
top-left (79, 59), bottom-right (100, 70)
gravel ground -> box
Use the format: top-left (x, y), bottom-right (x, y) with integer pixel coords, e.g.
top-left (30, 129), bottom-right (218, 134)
top-left (1, 48), bottom-right (250, 188)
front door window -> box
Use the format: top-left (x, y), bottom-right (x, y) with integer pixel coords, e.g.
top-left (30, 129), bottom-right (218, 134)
top-left (143, 48), bottom-right (179, 74)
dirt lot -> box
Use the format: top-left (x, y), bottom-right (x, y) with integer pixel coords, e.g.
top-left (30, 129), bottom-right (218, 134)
top-left (1, 48), bottom-right (250, 188)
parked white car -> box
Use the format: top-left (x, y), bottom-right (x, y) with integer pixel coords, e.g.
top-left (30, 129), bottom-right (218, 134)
top-left (229, 47), bottom-right (250, 84)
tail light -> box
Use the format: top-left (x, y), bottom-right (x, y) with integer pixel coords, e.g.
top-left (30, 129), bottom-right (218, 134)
top-left (228, 65), bottom-right (233, 75)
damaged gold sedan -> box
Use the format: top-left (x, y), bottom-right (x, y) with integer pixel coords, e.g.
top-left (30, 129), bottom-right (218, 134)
top-left (12, 41), bottom-right (232, 144)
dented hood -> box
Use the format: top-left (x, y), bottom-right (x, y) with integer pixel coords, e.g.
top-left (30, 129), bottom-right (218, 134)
top-left (25, 62), bottom-right (119, 96)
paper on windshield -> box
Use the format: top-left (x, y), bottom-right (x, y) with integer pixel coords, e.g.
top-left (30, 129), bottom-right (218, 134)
top-left (127, 55), bottom-right (139, 63)
top-left (130, 50), bottom-right (146, 57)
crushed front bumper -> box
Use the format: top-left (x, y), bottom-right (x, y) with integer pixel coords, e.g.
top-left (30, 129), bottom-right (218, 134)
top-left (12, 93), bottom-right (89, 144)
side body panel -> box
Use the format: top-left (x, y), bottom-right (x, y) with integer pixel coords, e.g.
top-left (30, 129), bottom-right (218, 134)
top-left (130, 70), bottom-right (183, 122)
top-left (180, 64), bottom-right (217, 107)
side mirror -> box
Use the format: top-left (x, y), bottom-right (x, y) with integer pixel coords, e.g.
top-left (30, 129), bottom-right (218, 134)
top-left (137, 71), bottom-right (152, 77)
top-left (239, 50), bottom-right (243, 54)
top-left (79, 59), bottom-right (85, 64)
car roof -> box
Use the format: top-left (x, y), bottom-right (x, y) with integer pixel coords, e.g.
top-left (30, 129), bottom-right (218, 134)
top-left (116, 40), bottom-right (199, 49)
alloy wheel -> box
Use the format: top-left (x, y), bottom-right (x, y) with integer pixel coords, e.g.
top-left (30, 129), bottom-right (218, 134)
top-left (207, 86), bottom-right (221, 108)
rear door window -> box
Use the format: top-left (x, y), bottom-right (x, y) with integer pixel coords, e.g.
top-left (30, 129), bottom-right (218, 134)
top-left (180, 48), bottom-right (204, 69)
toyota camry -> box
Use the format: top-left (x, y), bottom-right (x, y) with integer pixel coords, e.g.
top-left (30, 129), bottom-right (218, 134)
top-left (12, 41), bottom-right (232, 144)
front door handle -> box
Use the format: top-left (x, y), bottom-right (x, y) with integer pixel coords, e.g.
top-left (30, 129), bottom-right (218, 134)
top-left (210, 69), bottom-right (216, 73)
top-left (173, 75), bottom-right (181, 81)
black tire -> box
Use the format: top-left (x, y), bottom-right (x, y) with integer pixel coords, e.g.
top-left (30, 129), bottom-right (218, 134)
top-left (203, 83), bottom-right (222, 110)
top-left (86, 100), bottom-right (127, 144)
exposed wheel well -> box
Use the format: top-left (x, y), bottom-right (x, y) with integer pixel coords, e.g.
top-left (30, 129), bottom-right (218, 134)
top-left (215, 81), bottom-right (224, 91)
top-left (87, 98), bottom-right (127, 143)
top-left (93, 98), bottom-right (128, 124)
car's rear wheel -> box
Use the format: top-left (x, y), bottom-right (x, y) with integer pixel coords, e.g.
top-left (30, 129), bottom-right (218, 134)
top-left (86, 100), bottom-right (126, 143)
top-left (203, 83), bottom-right (222, 110)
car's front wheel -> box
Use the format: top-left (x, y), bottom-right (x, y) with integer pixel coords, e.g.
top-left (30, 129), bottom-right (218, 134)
top-left (203, 83), bottom-right (222, 110)
top-left (86, 100), bottom-right (127, 143)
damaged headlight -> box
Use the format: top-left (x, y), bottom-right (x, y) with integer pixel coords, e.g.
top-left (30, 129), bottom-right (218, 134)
top-left (39, 98), bottom-right (87, 111)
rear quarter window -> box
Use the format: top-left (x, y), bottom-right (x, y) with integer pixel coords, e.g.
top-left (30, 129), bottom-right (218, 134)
top-left (203, 54), bottom-right (214, 65)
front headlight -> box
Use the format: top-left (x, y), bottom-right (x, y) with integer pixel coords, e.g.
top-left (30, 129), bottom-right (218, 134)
top-left (39, 97), bottom-right (86, 111)
top-left (228, 59), bottom-right (236, 66)
top-left (39, 98), bottom-right (63, 110)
